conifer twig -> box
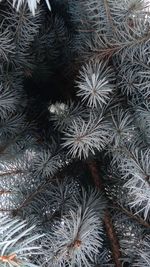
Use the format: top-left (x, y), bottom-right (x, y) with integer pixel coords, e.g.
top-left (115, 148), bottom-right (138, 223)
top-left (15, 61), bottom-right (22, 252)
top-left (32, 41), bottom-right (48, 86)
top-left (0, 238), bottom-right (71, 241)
top-left (88, 161), bottom-right (122, 267)
top-left (13, 161), bottom-right (72, 213)
top-left (104, 0), bottom-right (116, 33)
top-left (0, 169), bottom-right (26, 177)
top-left (113, 204), bottom-right (150, 229)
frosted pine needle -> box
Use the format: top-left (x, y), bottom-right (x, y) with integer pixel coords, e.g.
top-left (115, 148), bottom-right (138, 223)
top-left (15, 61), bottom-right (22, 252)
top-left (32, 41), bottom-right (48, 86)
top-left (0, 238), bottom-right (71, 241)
top-left (77, 60), bottom-right (115, 108)
top-left (13, 0), bottom-right (51, 15)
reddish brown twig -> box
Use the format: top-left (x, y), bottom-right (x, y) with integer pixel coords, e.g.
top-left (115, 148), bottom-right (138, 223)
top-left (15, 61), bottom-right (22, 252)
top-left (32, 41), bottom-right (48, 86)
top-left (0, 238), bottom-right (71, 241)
top-left (114, 204), bottom-right (150, 229)
top-left (0, 254), bottom-right (20, 266)
top-left (0, 169), bottom-right (26, 177)
top-left (0, 190), bottom-right (11, 195)
top-left (88, 161), bottom-right (122, 267)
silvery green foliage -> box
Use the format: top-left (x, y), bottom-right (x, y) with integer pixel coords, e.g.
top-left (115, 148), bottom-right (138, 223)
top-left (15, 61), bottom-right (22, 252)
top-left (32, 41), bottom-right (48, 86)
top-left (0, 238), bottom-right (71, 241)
top-left (0, 83), bottom-right (21, 119)
top-left (109, 108), bottom-right (136, 148)
top-left (69, 0), bottom-right (150, 59)
top-left (0, 0), bottom-right (150, 266)
top-left (21, 178), bottom-right (81, 227)
top-left (31, 145), bottom-right (63, 179)
top-left (92, 249), bottom-right (114, 267)
top-left (0, 158), bottom-right (25, 211)
top-left (132, 236), bottom-right (150, 267)
top-left (120, 147), bottom-right (150, 220)
top-left (111, 145), bottom-right (150, 220)
top-left (13, 0), bottom-right (51, 15)
top-left (49, 209), bottom-right (102, 267)
top-left (0, 29), bottom-right (15, 62)
top-left (33, 13), bottom-right (71, 78)
top-left (62, 115), bottom-right (110, 159)
top-left (134, 101), bottom-right (150, 145)
top-left (49, 102), bottom-right (87, 131)
top-left (0, 0), bottom-right (42, 70)
top-left (0, 1), bottom-right (43, 162)
top-left (0, 152), bottom-right (40, 211)
top-left (0, 215), bottom-right (43, 267)
top-left (0, 113), bottom-right (26, 143)
top-left (76, 187), bottom-right (106, 219)
top-left (44, 188), bottom-right (105, 267)
top-left (107, 0), bottom-right (146, 23)
top-left (76, 60), bottom-right (115, 108)
top-left (0, 71), bottom-right (25, 102)
top-left (111, 211), bottom-right (147, 266)
top-left (66, 1), bottom-right (150, 265)
top-left (117, 60), bottom-right (150, 97)
top-left (44, 178), bottom-right (80, 214)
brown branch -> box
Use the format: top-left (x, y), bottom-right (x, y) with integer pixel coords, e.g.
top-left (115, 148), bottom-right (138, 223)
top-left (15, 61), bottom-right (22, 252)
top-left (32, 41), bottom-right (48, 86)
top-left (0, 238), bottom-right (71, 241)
top-left (0, 190), bottom-right (11, 195)
top-left (87, 46), bottom-right (120, 60)
top-left (103, 210), bottom-right (122, 267)
top-left (85, 27), bottom-right (150, 61)
top-left (0, 180), bottom-right (54, 216)
top-left (88, 161), bottom-right (122, 267)
top-left (88, 161), bottom-right (103, 189)
top-left (114, 204), bottom-right (150, 229)
top-left (0, 254), bottom-right (20, 266)
top-left (0, 208), bottom-right (12, 212)
top-left (0, 169), bottom-right (26, 177)
top-left (78, 29), bottom-right (96, 33)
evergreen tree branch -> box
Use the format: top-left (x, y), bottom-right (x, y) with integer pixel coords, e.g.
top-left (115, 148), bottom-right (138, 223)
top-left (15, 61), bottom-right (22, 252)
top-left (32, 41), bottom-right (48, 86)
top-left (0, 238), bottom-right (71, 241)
top-left (15, 180), bottom-right (47, 212)
top-left (0, 209), bottom-right (11, 212)
top-left (0, 169), bottom-right (26, 177)
top-left (113, 203), bottom-right (150, 229)
top-left (0, 190), bottom-right (11, 195)
top-left (103, 0), bottom-right (116, 32)
top-left (87, 28), bottom-right (150, 60)
top-left (0, 215), bottom-right (43, 267)
top-left (13, 0), bottom-right (51, 15)
top-left (88, 161), bottom-right (122, 267)
top-left (12, 161), bottom-right (72, 214)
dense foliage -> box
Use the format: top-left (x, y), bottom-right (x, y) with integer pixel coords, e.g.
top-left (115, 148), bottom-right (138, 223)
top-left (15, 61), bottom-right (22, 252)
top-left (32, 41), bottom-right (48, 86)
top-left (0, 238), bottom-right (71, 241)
top-left (0, 0), bottom-right (149, 267)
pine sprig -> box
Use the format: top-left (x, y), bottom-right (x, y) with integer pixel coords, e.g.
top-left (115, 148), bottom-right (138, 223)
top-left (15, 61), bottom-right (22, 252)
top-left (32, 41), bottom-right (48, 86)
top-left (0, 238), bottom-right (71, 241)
top-left (12, 0), bottom-right (51, 15)
top-left (44, 187), bottom-right (105, 267)
top-left (76, 60), bottom-right (115, 108)
top-left (0, 215), bottom-right (43, 267)
top-left (62, 116), bottom-right (110, 159)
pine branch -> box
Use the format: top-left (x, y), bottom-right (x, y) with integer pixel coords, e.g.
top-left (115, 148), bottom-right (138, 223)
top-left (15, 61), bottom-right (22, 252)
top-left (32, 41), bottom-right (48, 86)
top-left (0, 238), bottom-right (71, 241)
top-left (103, 210), bottom-right (121, 267)
top-left (103, 0), bottom-right (116, 33)
top-left (13, 0), bottom-right (51, 16)
top-left (112, 146), bottom-right (150, 220)
top-left (76, 60), bottom-right (115, 108)
top-left (0, 169), bottom-right (26, 177)
top-left (62, 115), bottom-right (110, 159)
top-left (0, 215), bottom-right (43, 267)
top-left (16, 180), bottom-right (47, 212)
top-left (12, 161), bottom-right (72, 214)
top-left (0, 209), bottom-right (10, 212)
top-left (87, 26), bottom-right (150, 60)
top-left (88, 161), bottom-right (122, 267)
top-left (43, 187), bottom-right (105, 267)
top-left (113, 204), bottom-right (150, 229)
top-left (0, 190), bottom-right (11, 195)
